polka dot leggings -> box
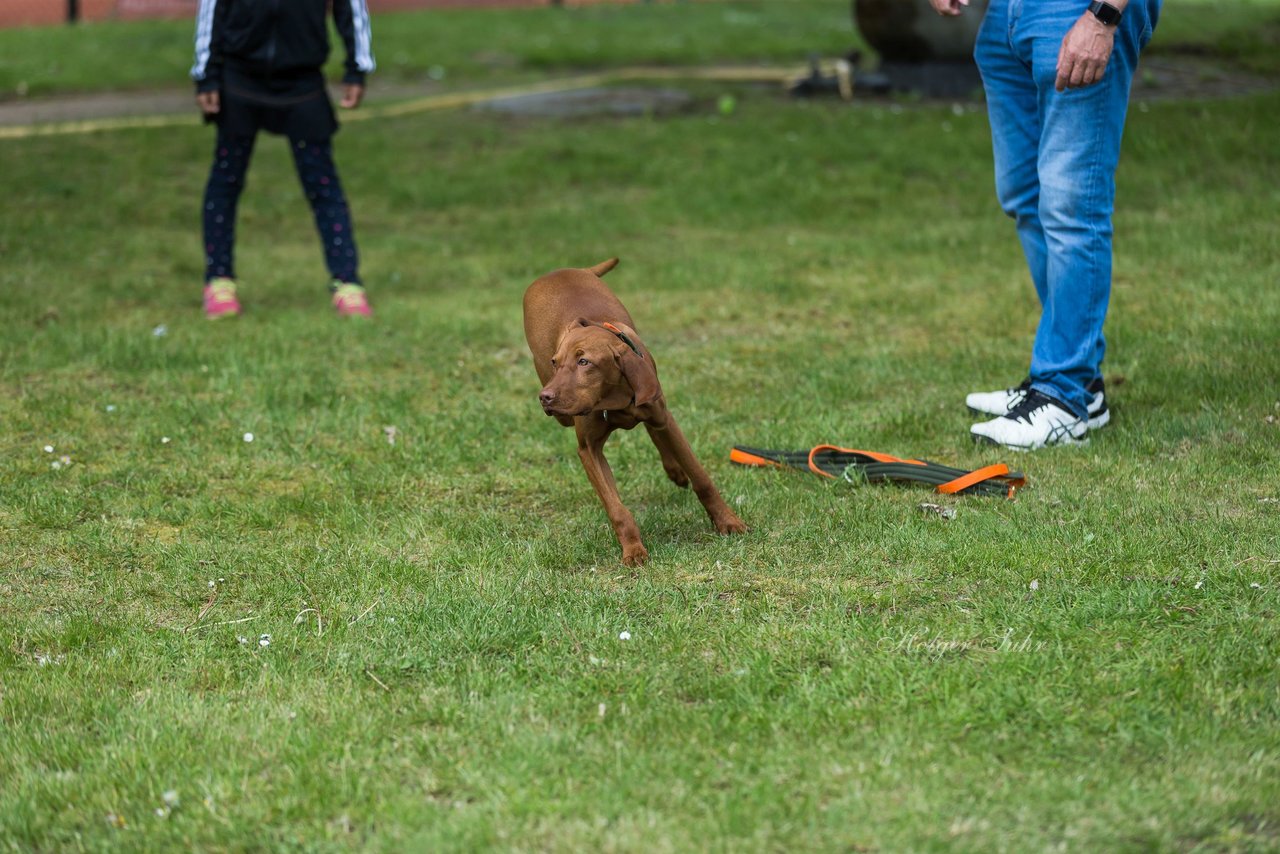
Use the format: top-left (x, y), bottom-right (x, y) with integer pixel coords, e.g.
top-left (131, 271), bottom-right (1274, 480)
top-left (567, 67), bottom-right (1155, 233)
top-left (202, 131), bottom-right (361, 287)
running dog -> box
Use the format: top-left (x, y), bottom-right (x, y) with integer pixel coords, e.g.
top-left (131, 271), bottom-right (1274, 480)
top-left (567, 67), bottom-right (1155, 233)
top-left (522, 258), bottom-right (747, 566)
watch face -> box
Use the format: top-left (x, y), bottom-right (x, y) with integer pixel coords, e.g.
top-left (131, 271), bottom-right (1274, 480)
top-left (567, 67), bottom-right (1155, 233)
top-left (1090, 1), bottom-right (1122, 25)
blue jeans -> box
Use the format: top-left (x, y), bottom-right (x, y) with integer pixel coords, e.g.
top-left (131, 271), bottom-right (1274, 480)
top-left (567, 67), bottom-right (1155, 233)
top-left (975, 0), bottom-right (1159, 418)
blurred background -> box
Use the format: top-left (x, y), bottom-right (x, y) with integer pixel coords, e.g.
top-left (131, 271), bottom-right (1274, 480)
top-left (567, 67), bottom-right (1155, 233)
top-left (0, 0), bottom-right (638, 28)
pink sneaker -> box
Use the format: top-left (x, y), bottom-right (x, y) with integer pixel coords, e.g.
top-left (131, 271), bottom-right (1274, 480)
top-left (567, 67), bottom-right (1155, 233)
top-left (332, 282), bottom-right (372, 317)
top-left (203, 277), bottom-right (241, 319)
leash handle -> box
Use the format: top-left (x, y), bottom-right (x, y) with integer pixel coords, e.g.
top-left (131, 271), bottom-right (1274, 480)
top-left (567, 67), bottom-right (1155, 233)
top-left (806, 444), bottom-right (925, 479)
top-left (936, 463), bottom-right (1024, 497)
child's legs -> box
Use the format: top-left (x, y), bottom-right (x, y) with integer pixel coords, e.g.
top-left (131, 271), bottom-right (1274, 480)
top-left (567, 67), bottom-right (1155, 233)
top-left (289, 137), bottom-right (360, 286)
top-left (202, 130), bottom-right (257, 281)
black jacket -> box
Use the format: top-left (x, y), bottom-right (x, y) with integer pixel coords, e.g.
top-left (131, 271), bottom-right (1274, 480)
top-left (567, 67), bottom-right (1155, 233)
top-left (191, 0), bottom-right (375, 93)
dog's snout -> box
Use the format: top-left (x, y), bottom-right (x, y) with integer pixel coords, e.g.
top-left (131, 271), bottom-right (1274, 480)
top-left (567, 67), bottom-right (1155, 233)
top-left (539, 389), bottom-right (556, 407)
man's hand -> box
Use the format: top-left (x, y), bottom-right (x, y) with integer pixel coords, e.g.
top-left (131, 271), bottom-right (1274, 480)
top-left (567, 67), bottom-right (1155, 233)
top-left (196, 90), bottom-right (220, 116)
top-left (927, 0), bottom-right (969, 15)
top-left (340, 84), bottom-right (365, 109)
top-left (1056, 13), bottom-right (1116, 91)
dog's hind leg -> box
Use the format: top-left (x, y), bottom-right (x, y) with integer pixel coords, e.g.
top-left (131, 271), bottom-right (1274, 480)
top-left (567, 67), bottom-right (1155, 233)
top-left (644, 415), bottom-right (747, 536)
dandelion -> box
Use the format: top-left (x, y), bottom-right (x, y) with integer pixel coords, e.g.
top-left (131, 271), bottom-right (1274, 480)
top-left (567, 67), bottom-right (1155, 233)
top-left (243, 432), bottom-right (254, 443)
top-left (618, 631), bottom-right (631, 641)
top-left (43, 445), bottom-right (54, 453)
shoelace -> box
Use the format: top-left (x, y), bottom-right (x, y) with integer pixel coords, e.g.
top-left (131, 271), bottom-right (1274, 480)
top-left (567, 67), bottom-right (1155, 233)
top-left (1006, 389), bottom-right (1061, 424)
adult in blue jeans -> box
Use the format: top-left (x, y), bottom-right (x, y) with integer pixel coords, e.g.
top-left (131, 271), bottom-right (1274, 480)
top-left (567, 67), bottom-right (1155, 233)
top-left (932, 0), bottom-right (1161, 449)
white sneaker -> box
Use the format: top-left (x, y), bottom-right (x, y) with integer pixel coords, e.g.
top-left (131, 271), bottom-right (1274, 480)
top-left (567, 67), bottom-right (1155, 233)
top-left (970, 389), bottom-right (1088, 450)
top-left (967, 377), bottom-right (1109, 430)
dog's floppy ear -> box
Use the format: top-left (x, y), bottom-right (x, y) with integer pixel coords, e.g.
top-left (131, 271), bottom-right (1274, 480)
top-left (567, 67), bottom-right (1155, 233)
top-left (605, 322), bottom-right (660, 406)
top-left (621, 349), bottom-right (659, 406)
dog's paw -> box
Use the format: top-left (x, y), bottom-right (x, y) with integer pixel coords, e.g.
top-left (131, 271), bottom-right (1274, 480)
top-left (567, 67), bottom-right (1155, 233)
top-left (714, 514), bottom-right (748, 536)
top-left (621, 544), bottom-right (649, 567)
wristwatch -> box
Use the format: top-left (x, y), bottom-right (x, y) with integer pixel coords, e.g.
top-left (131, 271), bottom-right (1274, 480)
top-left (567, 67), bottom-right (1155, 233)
top-left (1087, 0), bottom-right (1123, 26)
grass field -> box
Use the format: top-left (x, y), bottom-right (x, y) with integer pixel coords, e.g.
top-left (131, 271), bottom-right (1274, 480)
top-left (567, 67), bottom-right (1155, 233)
top-left (2, 0), bottom-right (1280, 850)
top-left (3, 0), bottom-right (1279, 98)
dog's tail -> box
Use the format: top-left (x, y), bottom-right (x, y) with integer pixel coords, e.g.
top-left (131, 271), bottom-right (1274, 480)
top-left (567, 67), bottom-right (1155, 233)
top-left (588, 258), bottom-right (619, 278)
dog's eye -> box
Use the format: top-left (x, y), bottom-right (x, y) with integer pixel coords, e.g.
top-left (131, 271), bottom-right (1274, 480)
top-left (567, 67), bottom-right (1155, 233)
top-left (577, 358), bottom-right (590, 367)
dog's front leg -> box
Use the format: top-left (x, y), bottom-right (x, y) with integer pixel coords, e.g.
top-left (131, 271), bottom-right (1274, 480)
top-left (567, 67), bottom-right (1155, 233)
top-left (644, 413), bottom-right (747, 536)
top-left (575, 417), bottom-right (648, 567)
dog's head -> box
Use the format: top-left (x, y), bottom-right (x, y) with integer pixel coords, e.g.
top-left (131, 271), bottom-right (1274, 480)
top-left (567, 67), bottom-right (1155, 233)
top-left (538, 318), bottom-right (659, 417)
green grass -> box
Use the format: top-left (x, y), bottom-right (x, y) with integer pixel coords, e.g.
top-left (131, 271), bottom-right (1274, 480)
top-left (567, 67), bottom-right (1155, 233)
top-left (1144, 0), bottom-right (1280, 75)
top-left (0, 0), bottom-right (863, 99)
top-left (2, 2), bottom-right (1280, 851)
top-left (3, 0), bottom-right (1279, 99)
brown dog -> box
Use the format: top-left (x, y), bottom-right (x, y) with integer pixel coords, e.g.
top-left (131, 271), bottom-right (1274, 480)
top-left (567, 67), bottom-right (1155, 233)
top-left (523, 258), bottom-right (747, 566)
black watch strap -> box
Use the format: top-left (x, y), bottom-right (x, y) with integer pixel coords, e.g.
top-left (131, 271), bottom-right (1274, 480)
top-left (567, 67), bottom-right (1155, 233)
top-left (1088, 0), bottom-right (1123, 26)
